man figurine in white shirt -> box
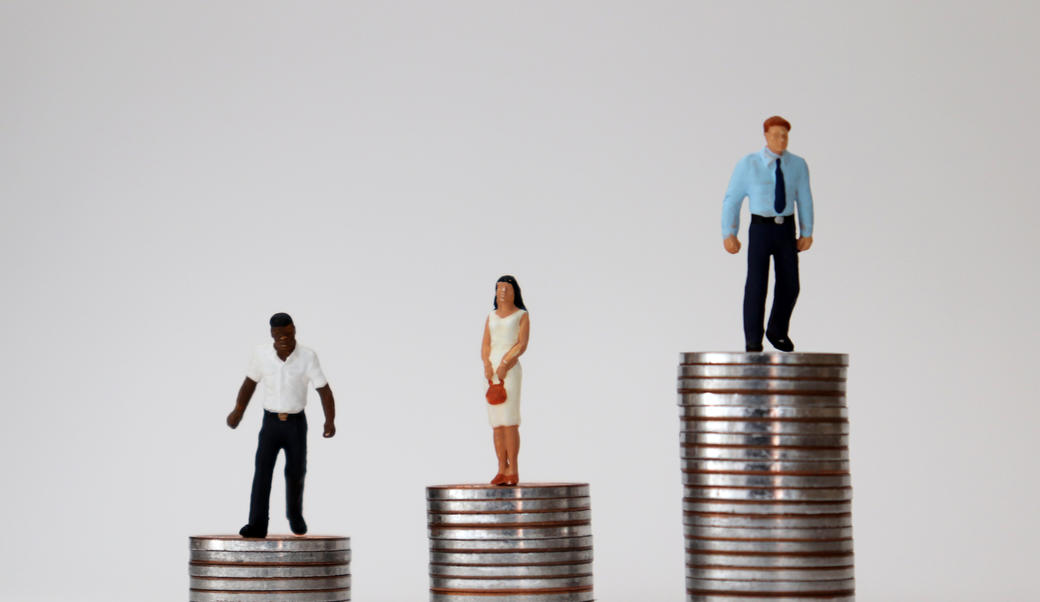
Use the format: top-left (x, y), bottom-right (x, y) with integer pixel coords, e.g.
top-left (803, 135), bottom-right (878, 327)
top-left (227, 312), bottom-right (336, 538)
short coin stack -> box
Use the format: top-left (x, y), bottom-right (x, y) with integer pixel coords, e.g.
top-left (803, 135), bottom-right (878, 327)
top-left (189, 535), bottom-right (351, 601)
top-left (427, 483), bottom-right (594, 601)
top-left (677, 352), bottom-right (854, 602)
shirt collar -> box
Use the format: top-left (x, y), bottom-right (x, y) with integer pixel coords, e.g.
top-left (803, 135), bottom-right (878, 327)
top-left (267, 343), bottom-right (298, 363)
top-left (760, 147), bottom-right (783, 166)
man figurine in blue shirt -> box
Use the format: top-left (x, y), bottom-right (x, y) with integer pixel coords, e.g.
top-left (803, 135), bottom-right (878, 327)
top-left (721, 116), bottom-right (814, 352)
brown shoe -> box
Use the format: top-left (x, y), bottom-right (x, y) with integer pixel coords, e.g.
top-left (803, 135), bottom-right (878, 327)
top-left (490, 473), bottom-right (506, 485)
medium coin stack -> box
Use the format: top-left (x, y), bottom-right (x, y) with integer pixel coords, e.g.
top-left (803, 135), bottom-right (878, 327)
top-left (189, 535), bottom-right (351, 601)
top-left (427, 483), bottom-right (594, 601)
top-left (678, 352), bottom-right (854, 602)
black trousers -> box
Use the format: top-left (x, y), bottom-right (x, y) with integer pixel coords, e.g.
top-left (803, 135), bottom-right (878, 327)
top-left (248, 410), bottom-right (307, 528)
top-left (743, 219), bottom-right (800, 345)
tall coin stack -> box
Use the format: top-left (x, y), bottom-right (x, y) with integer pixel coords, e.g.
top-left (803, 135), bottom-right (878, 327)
top-left (427, 483), bottom-right (595, 601)
top-left (677, 352), bottom-right (854, 601)
top-left (189, 535), bottom-right (351, 601)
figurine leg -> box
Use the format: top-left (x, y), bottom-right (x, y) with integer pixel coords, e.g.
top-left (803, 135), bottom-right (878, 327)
top-left (766, 227), bottom-right (800, 347)
top-left (743, 223), bottom-right (771, 348)
top-left (503, 426), bottom-right (520, 484)
top-left (246, 418), bottom-right (281, 535)
top-left (284, 414), bottom-right (308, 535)
top-left (492, 427), bottom-right (508, 480)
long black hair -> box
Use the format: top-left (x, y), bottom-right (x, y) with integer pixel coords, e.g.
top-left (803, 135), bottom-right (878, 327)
top-left (493, 275), bottom-right (526, 311)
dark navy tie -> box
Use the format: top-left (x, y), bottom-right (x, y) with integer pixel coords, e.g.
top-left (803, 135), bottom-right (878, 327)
top-left (774, 157), bottom-right (786, 214)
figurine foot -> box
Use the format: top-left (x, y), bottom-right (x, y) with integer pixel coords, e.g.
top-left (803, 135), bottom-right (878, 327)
top-left (490, 473), bottom-right (507, 485)
top-left (289, 516), bottom-right (308, 536)
top-left (239, 523), bottom-right (268, 539)
top-left (745, 343), bottom-right (763, 352)
top-left (766, 333), bottom-right (795, 352)
top-left (501, 473), bottom-right (518, 486)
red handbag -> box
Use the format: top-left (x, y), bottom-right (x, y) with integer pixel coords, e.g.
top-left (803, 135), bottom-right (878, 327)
top-left (486, 379), bottom-right (507, 405)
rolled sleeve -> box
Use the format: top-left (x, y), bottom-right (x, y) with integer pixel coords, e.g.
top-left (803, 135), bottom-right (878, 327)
top-left (245, 347), bottom-right (264, 382)
top-left (307, 353), bottom-right (329, 389)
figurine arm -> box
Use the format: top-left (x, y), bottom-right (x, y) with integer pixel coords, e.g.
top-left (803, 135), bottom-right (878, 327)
top-left (317, 384), bottom-right (336, 438)
top-left (481, 317), bottom-right (493, 380)
top-left (721, 158), bottom-right (748, 253)
top-left (496, 313), bottom-right (530, 381)
top-left (227, 377), bottom-right (257, 429)
top-left (721, 158), bottom-right (748, 241)
top-left (796, 159), bottom-right (814, 240)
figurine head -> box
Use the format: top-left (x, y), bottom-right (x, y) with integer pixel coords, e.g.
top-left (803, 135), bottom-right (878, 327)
top-left (762, 115), bottom-right (791, 156)
top-left (493, 275), bottom-right (526, 311)
top-left (269, 312), bottom-right (296, 357)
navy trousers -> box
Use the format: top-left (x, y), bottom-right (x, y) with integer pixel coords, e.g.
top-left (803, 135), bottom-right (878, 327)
top-left (248, 410), bottom-right (307, 529)
top-left (743, 219), bottom-right (800, 346)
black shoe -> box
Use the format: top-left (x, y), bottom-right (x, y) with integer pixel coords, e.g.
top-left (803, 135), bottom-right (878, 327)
top-left (289, 516), bottom-right (308, 536)
top-left (745, 343), bottom-right (763, 352)
top-left (766, 333), bottom-right (795, 352)
top-left (239, 523), bottom-right (267, 539)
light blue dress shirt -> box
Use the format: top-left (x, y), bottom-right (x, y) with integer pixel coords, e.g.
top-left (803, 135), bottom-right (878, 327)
top-left (721, 147), bottom-right (814, 239)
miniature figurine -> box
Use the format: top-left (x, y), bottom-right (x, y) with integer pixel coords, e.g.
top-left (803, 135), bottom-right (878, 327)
top-left (721, 116), bottom-right (815, 352)
top-left (226, 313), bottom-right (336, 538)
top-left (481, 276), bottom-right (530, 486)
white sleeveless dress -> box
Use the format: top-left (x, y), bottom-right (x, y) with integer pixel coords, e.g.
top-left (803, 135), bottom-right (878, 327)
top-left (486, 309), bottom-right (525, 427)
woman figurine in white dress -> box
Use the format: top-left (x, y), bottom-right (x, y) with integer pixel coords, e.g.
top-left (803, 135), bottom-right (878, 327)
top-left (481, 275), bottom-right (530, 486)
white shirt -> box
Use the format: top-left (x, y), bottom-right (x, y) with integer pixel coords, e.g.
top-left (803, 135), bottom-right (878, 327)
top-left (245, 343), bottom-right (328, 413)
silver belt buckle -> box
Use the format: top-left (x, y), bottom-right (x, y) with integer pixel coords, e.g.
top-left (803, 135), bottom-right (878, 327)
top-left (774, 216), bottom-right (785, 224)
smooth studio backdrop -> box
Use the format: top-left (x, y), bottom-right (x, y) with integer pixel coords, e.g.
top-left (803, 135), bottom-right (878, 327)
top-left (2, 2), bottom-right (1038, 600)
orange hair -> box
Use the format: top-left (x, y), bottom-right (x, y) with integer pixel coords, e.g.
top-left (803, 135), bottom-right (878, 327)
top-left (763, 115), bottom-right (791, 133)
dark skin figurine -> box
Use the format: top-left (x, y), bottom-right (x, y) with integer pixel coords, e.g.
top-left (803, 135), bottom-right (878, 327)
top-left (228, 313), bottom-right (336, 538)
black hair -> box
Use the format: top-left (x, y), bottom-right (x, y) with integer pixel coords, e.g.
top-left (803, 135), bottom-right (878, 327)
top-left (269, 312), bottom-right (294, 327)
top-left (493, 275), bottom-right (526, 311)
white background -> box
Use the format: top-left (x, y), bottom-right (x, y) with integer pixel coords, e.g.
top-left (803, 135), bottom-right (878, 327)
top-left (2, 2), bottom-right (1038, 600)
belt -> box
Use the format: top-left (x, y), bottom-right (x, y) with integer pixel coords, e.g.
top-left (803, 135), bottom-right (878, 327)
top-left (751, 214), bottom-right (791, 225)
top-left (265, 410), bottom-right (302, 422)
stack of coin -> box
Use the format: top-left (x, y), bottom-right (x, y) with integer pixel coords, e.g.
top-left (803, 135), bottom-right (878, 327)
top-left (677, 352), bottom-right (854, 601)
top-left (189, 535), bottom-right (351, 601)
top-left (427, 483), bottom-right (594, 601)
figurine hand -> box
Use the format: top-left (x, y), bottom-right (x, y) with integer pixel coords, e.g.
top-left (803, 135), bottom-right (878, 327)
top-left (796, 236), bottom-right (813, 252)
top-left (495, 363), bottom-right (509, 382)
top-left (323, 422), bottom-right (336, 438)
top-left (226, 408), bottom-right (243, 429)
top-left (723, 235), bottom-right (741, 254)
top-left (484, 362), bottom-right (494, 381)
